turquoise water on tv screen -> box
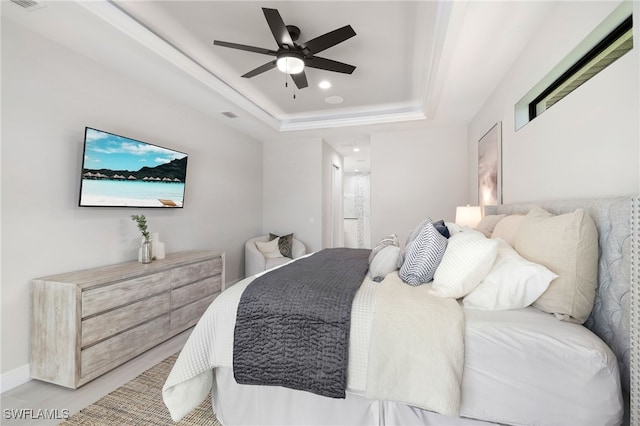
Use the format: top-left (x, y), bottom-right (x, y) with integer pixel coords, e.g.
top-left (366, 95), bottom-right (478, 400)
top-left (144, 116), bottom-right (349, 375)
top-left (81, 180), bottom-right (185, 203)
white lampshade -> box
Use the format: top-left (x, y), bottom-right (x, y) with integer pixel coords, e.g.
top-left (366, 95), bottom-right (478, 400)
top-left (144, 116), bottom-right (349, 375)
top-left (455, 205), bottom-right (482, 228)
top-left (276, 55), bottom-right (305, 74)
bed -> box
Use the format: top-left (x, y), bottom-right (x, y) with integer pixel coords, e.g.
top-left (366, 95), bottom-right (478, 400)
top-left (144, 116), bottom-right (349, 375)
top-left (163, 196), bottom-right (637, 425)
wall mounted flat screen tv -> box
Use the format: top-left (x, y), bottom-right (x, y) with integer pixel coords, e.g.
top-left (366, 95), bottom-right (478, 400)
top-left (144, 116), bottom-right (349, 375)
top-left (79, 127), bottom-right (188, 208)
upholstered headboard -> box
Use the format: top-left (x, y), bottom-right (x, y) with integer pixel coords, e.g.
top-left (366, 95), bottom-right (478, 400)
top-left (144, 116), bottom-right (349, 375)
top-left (488, 196), bottom-right (637, 395)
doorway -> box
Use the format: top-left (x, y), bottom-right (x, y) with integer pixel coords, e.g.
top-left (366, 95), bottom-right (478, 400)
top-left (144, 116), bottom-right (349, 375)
top-left (331, 164), bottom-right (343, 248)
top-left (343, 171), bottom-right (371, 248)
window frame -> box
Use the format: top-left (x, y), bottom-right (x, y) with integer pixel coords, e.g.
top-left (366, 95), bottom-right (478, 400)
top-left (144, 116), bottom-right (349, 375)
top-left (528, 15), bottom-right (633, 121)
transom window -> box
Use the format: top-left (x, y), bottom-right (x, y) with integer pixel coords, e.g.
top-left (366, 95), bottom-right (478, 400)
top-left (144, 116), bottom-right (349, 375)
top-left (529, 15), bottom-right (633, 121)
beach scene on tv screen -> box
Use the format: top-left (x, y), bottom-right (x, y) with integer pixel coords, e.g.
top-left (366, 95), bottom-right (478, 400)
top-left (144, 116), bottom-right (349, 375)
top-left (80, 128), bottom-right (187, 207)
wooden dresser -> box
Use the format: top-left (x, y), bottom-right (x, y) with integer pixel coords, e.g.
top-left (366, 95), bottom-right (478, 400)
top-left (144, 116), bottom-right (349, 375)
top-left (30, 250), bottom-right (224, 388)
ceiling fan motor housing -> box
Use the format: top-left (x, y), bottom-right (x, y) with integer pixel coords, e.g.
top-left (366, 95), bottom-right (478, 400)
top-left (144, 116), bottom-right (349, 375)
top-left (286, 25), bottom-right (301, 42)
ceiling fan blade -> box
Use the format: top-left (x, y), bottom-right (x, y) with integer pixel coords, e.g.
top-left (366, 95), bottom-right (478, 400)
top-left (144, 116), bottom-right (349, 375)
top-left (262, 8), bottom-right (293, 48)
top-left (291, 71), bottom-right (308, 89)
top-left (305, 56), bottom-right (356, 74)
top-left (242, 61), bottom-right (277, 78)
top-left (303, 25), bottom-right (356, 55)
top-left (214, 40), bottom-right (277, 56)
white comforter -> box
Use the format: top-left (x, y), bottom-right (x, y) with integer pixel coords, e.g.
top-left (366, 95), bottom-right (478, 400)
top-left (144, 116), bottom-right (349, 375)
top-left (163, 266), bottom-right (464, 422)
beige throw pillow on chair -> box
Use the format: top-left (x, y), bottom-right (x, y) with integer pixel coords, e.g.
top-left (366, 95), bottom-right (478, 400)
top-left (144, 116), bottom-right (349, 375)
top-left (255, 237), bottom-right (284, 259)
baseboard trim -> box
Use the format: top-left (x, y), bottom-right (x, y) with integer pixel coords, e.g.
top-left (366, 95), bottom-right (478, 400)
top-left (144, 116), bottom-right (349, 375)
top-left (224, 277), bottom-right (242, 290)
top-left (0, 364), bottom-right (31, 394)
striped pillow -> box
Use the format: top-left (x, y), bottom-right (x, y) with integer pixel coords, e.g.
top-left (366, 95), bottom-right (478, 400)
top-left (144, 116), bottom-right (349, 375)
top-left (399, 222), bottom-right (448, 286)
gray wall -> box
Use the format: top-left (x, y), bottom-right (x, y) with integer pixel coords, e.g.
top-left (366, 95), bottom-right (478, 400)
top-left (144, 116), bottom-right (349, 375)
top-left (370, 126), bottom-right (469, 246)
top-left (1, 20), bottom-right (263, 377)
top-left (262, 138), bottom-right (324, 252)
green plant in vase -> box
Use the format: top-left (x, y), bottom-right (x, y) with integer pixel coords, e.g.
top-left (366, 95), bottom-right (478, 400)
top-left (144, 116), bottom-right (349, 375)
top-left (131, 214), bottom-right (152, 263)
top-left (131, 214), bottom-right (150, 241)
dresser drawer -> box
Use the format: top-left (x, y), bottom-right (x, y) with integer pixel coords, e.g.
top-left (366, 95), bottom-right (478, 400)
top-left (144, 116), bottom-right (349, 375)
top-left (82, 272), bottom-right (170, 317)
top-left (81, 314), bottom-right (171, 378)
top-left (81, 292), bottom-right (170, 347)
top-left (170, 293), bottom-right (217, 332)
top-left (171, 258), bottom-right (222, 288)
top-left (171, 275), bottom-right (221, 309)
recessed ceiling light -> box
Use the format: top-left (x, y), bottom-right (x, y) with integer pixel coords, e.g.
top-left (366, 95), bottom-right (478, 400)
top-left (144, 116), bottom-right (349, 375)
top-left (353, 147), bottom-right (360, 152)
top-left (325, 96), bottom-right (344, 105)
top-left (318, 81), bottom-right (331, 89)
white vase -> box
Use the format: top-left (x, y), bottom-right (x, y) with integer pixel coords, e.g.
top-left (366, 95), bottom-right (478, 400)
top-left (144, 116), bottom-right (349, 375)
top-left (151, 233), bottom-right (166, 260)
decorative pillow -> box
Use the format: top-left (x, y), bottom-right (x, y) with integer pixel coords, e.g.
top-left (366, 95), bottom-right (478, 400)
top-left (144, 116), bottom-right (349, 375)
top-left (431, 231), bottom-right (499, 299)
top-left (463, 238), bottom-right (558, 310)
top-left (475, 214), bottom-right (506, 238)
top-left (398, 217), bottom-right (433, 268)
top-left (256, 237), bottom-right (284, 259)
top-left (406, 218), bottom-right (431, 245)
top-left (369, 234), bottom-right (399, 263)
top-left (432, 219), bottom-right (451, 239)
top-left (269, 233), bottom-right (294, 258)
top-left (490, 214), bottom-right (525, 246)
top-left (399, 221), bottom-right (448, 286)
top-left (369, 245), bottom-right (401, 282)
top-left (514, 207), bottom-right (598, 324)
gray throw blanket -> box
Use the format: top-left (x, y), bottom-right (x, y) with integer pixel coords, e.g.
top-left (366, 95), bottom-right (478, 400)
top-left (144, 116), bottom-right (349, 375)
top-left (233, 248), bottom-right (371, 398)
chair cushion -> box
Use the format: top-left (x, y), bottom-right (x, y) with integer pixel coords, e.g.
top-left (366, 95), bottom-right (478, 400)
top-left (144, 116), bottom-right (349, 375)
top-left (265, 257), bottom-right (291, 270)
top-left (255, 238), bottom-right (284, 259)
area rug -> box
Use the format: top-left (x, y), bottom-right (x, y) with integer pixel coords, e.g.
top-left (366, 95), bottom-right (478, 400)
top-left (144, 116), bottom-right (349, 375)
top-left (60, 354), bottom-right (221, 425)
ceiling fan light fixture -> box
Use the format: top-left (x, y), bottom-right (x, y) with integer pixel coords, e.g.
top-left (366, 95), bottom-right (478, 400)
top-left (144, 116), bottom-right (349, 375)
top-left (276, 52), bottom-right (305, 74)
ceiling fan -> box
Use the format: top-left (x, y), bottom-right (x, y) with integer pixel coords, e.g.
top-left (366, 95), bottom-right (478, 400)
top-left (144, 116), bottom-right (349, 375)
top-left (213, 8), bottom-right (356, 90)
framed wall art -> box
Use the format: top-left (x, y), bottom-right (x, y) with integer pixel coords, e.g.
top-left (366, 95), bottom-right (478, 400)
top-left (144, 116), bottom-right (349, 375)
top-left (478, 122), bottom-right (502, 211)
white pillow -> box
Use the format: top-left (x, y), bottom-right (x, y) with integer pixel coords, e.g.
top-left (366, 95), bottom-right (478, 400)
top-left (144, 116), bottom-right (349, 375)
top-left (369, 245), bottom-right (401, 282)
top-left (445, 221), bottom-right (464, 235)
top-left (431, 231), bottom-right (498, 299)
top-left (255, 238), bottom-right (284, 259)
top-left (369, 234), bottom-right (399, 263)
top-left (463, 239), bottom-right (558, 310)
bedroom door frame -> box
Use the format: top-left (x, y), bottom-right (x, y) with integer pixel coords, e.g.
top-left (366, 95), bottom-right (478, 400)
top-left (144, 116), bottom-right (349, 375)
top-left (331, 163), bottom-right (343, 248)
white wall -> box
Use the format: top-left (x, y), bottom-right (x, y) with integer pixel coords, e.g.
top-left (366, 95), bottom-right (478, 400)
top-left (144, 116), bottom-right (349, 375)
top-left (1, 20), bottom-right (263, 378)
top-left (370, 126), bottom-right (469, 246)
top-left (322, 142), bottom-right (344, 248)
top-left (262, 138), bottom-right (324, 252)
top-left (469, 1), bottom-right (639, 203)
